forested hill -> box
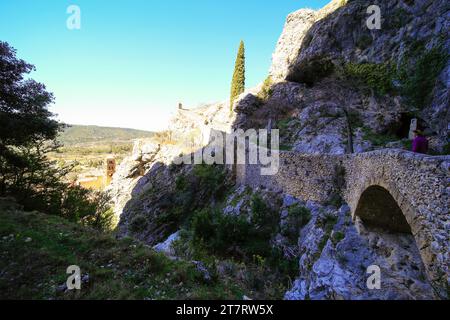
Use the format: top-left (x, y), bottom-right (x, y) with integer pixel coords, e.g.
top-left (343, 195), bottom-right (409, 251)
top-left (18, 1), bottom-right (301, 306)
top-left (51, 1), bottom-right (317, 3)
top-left (58, 125), bottom-right (155, 146)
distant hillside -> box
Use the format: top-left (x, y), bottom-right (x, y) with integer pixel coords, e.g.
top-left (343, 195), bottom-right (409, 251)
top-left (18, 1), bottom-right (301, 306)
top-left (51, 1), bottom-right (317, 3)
top-left (58, 125), bottom-right (156, 146)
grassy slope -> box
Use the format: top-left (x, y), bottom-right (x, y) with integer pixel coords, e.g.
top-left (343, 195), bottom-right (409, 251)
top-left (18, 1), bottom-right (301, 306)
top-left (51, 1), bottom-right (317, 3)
top-left (58, 125), bottom-right (155, 146)
top-left (0, 200), bottom-right (244, 300)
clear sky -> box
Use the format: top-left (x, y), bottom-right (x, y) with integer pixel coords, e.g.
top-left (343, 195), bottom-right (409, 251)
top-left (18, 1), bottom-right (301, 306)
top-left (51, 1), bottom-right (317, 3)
top-left (0, 0), bottom-right (329, 131)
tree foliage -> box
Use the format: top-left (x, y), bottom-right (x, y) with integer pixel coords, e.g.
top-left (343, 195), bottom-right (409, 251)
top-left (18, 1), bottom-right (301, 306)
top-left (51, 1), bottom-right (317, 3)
top-left (0, 41), bottom-right (114, 231)
top-left (230, 40), bottom-right (246, 111)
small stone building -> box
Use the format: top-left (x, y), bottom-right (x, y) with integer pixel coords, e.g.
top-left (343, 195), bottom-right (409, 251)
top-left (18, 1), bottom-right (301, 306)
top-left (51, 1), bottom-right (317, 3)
top-left (106, 156), bottom-right (116, 178)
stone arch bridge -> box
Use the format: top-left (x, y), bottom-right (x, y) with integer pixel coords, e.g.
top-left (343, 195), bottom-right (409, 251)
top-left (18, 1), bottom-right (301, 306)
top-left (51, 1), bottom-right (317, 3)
top-left (236, 149), bottom-right (449, 296)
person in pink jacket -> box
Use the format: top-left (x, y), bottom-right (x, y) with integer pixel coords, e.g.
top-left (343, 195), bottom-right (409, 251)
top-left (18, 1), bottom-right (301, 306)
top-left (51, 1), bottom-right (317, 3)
top-left (412, 130), bottom-right (429, 154)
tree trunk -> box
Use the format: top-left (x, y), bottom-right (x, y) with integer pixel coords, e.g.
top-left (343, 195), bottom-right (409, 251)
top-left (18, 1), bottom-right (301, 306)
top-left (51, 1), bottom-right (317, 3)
top-left (343, 108), bottom-right (354, 154)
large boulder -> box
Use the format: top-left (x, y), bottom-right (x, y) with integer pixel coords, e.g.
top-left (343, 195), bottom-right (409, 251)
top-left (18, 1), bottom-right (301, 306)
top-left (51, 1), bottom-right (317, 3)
top-left (270, 9), bottom-right (317, 81)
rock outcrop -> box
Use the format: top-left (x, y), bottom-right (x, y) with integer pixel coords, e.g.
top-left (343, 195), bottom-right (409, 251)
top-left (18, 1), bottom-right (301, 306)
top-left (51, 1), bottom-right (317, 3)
top-left (285, 201), bottom-right (437, 300)
top-left (109, 0), bottom-right (449, 300)
top-left (269, 9), bottom-right (318, 81)
top-left (237, 148), bottom-right (450, 298)
top-left (239, 0), bottom-right (450, 153)
top-left (221, 186), bottom-right (438, 300)
top-left (270, 0), bottom-right (350, 81)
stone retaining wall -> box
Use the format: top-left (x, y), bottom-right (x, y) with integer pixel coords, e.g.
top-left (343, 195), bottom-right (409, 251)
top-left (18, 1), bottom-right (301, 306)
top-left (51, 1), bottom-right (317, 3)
top-left (236, 149), bottom-right (450, 296)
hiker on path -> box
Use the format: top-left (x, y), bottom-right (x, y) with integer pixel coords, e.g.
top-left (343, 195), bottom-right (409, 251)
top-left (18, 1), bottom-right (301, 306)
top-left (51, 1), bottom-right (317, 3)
top-left (412, 130), bottom-right (429, 154)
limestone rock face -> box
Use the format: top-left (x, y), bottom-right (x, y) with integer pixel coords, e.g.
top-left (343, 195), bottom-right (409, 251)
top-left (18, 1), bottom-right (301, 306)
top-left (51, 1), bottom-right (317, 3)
top-left (169, 101), bottom-right (236, 146)
top-left (269, 0), bottom-right (350, 81)
top-left (108, 143), bottom-right (184, 220)
top-left (108, 100), bottom-right (237, 240)
top-left (107, 0), bottom-right (449, 301)
top-left (283, 0), bottom-right (449, 140)
top-left (269, 9), bottom-right (317, 81)
top-left (285, 203), bottom-right (437, 300)
top-left (153, 231), bottom-right (180, 257)
top-left (253, 0), bottom-right (450, 153)
top-left (222, 186), bottom-right (438, 300)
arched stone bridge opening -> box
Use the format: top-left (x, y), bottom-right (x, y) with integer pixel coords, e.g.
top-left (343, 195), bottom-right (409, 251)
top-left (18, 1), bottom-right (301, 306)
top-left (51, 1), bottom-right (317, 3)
top-left (354, 185), bottom-right (411, 234)
top-left (237, 149), bottom-right (449, 298)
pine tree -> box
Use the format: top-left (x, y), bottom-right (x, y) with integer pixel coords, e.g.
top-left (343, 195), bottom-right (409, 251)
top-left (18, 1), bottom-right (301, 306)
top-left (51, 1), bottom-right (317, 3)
top-left (230, 40), bottom-right (245, 111)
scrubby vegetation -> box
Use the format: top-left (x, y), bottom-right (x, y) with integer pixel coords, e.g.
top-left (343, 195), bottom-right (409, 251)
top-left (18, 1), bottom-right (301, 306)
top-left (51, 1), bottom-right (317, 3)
top-left (317, 212), bottom-right (339, 252)
top-left (276, 117), bottom-right (301, 151)
top-left (0, 199), bottom-right (245, 300)
top-left (362, 127), bottom-right (399, 147)
top-left (258, 76), bottom-right (274, 101)
top-left (128, 161), bottom-right (301, 299)
top-left (155, 164), bottom-right (228, 234)
top-left (398, 42), bottom-right (448, 111)
top-left (281, 204), bottom-right (311, 243)
top-left (171, 191), bottom-right (299, 299)
top-left (355, 34), bottom-right (373, 50)
top-left (343, 62), bottom-right (396, 96)
top-left (343, 41), bottom-right (447, 111)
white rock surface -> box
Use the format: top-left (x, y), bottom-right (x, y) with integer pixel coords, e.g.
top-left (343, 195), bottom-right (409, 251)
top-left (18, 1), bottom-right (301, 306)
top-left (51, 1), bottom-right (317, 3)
top-left (270, 9), bottom-right (317, 81)
top-left (153, 231), bottom-right (181, 256)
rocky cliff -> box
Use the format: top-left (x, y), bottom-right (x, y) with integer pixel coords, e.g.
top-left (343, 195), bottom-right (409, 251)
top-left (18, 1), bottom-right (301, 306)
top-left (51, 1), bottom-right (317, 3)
top-left (109, 0), bottom-right (449, 300)
top-left (239, 0), bottom-right (449, 154)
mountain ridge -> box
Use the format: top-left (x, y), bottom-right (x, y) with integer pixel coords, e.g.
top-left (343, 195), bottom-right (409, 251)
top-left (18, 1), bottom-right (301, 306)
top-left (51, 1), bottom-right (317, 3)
top-left (58, 124), bottom-right (156, 146)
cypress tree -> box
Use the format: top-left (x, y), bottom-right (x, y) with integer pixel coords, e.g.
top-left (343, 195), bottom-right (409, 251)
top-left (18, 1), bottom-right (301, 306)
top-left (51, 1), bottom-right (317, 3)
top-left (230, 40), bottom-right (246, 111)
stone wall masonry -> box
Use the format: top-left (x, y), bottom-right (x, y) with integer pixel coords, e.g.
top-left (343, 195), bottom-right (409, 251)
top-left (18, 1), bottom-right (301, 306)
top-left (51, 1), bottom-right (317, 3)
top-left (237, 152), bottom-right (342, 202)
top-left (236, 148), bottom-right (450, 296)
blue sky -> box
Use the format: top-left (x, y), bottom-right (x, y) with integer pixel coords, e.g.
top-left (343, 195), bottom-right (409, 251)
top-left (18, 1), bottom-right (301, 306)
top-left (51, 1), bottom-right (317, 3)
top-left (0, 0), bottom-right (329, 131)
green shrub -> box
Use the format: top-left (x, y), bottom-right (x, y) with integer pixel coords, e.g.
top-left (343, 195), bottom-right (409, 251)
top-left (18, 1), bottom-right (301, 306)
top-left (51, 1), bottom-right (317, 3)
top-left (328, 193), bottom-right (344, 208)
top-left (250, 194), bottom-right (277, 234)
top-left (344, 62), bottom-right (396, 95)
top-left (399, 44), bottom-right (448, 110)
top-left (277, 117), bottom-right (294, 132)
top-left (282, 204), bottom-right (311, 243)
top-left (193, 164), bottom-right (227, 199)
top-left (344, 42), bottom-right (447, 110)
top-left (175, 175), bottom-right (188, 192)
top-left (190, 209), bottom-right (216, 245)
top-left (356, 34), bottom-right (373, 50)
top-left (362, 127), bottom-right (398, 147)
top-left (258, 76), bottom-right (274, 101)
top-left (276, 117), bottom-right (299, 150)
top-left (190, 208), bottom-right (252, 257)
top-left (289, 205), bottom-right (311, 228)
top-left (129, 214), bottom-right (148, 233)
top-left (332, 231), bottom-right (345, 245)
top-left (156, 164), bottom-right (228, 234)
top-left (387, 8), bottom-right (411, 29)
top-left (443, 142), bottom-right (450, 155)
top-left (79, 191), bottom-right (117, 232)
top-left (178, 195), bottom-right (299, 298)
top-left (189, 195), bottom-right (278, 262)
top-left (317, 213), bottom-right (338, 251)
